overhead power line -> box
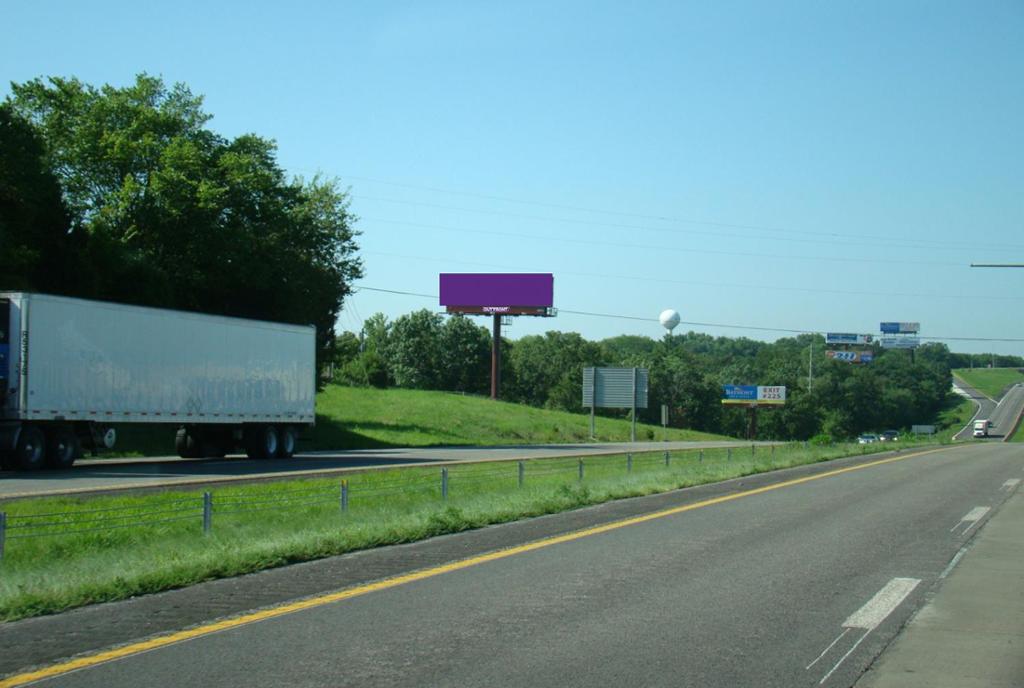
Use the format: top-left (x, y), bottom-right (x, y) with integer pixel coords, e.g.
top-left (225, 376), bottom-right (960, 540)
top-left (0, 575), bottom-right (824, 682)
top-left (330, 173), bottom-right (1024, 252)
top-left (351, 285), bottom-right (1024, 343)
top-left (362, 217), bottom-right (962, 268)
top-left (353, 194), bottom-right (996, 256)
top-left (362, 249), bottom-right (1024, 302)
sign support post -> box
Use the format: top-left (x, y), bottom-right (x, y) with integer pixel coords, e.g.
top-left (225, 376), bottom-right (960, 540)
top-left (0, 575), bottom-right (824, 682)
top-left (491, 314), bottom-right (501, 400)
top-left (631, 367), bottom-right (638, 443)
top-left (440, 273), bottom-right (555, 402)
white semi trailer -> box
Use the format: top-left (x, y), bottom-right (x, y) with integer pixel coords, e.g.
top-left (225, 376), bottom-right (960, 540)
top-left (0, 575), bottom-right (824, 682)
top-left (0, 293), bottom-right (316, 471)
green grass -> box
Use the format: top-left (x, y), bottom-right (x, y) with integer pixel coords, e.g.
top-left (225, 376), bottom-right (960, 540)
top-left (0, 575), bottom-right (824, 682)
top-left (953, 368), bottom-right (1024, 400)
top-left (0, 436), bottom-right (948, 622)
top-left (306, 385), bottom-right (724, 449)
top-left (112, 384), bottom-right (729, 456)
top-left (936, 395), bottom-right (978, 435)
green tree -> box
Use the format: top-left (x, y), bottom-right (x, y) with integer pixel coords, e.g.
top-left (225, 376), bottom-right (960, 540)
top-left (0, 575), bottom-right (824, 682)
top-left (387, 309), bottom-right (444, 389)
top-left (0, 104), bottom-right (84, 294)
top-left (6, 75), bottom-right (362, 375)
top-left (507, 332), bottom-right (603, 410)
top-left (438, 315), bottom-right (491, 394)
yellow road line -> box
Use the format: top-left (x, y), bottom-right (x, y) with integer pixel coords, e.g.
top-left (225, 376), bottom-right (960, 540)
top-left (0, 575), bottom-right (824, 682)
top-left (0, 446), bottom-right (951, 687)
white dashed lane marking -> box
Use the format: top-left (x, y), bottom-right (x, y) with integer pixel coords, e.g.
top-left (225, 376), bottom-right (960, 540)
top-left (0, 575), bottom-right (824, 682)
top-left (809, 577), bottom-right (921, 685)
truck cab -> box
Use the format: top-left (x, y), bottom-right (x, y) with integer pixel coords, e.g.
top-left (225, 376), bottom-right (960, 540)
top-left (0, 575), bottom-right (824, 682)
top-left (973, 419), bottom-right (991, 438)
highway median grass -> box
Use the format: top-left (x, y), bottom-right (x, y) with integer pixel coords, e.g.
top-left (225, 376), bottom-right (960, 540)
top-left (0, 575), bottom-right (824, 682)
top-left (0, 437), bottom-right (948, 622)
top-left (953, 368), bottom-right (1024, 401)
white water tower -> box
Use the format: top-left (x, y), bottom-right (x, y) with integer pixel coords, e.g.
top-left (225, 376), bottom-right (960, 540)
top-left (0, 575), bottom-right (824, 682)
top-left (659, 309), bottom-right (680, 336)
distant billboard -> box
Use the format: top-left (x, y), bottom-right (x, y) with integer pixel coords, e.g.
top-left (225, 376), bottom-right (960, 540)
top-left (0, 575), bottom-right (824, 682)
top-left (826, 333), bottom-right (873, 345)
top-left (722, 385), bottom-right (786, 406)
top-left (440, 273), bottom-right (554, 315)
top-left (880, 322), bottom-right (919, 334)
top-left (880, 336), bottom-right (920, 349)
top-left (826, 350), bottom-right (874, 363)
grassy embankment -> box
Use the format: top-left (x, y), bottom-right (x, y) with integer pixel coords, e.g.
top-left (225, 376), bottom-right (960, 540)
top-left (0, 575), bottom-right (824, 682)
top-left (0, 434), bottom-right (950, 622)
top-left (112, 384), bottom-right (724, 456)
top-left (953, 367), bottom-right (1024, 400)
top-left (936, 396), bottom-right (979, 435)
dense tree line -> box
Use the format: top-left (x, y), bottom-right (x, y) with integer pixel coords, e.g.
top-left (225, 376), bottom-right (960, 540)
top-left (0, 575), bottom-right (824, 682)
top-left (332, 309), bottom-right (1020, 441)
top-left (1, 75), bottom-right (362, 374)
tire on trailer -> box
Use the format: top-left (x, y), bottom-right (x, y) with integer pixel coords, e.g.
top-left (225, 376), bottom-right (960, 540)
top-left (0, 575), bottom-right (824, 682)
top-left (46, 426), bottom-right (79, 469)
top-left (175, 427), bottom-right (203, 459)
top-left (14, 425), bottom-right (47, 471)
top-left (245, 425), bottom-right (279, 460)
top-left (277, 426), bottom-right (297, 458)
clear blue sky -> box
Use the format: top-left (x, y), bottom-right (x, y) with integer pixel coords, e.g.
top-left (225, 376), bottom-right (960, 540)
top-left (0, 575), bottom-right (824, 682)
top-left (4, 2), bottom-right (1022, 355)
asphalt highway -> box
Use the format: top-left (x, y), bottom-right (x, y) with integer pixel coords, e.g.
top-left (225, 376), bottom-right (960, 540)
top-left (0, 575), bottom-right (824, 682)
top-left (952, 381), bottom-right (1024, 441)
top-left (986, 383), bottom-right (1024, 438)
top-left (2, 442), bottom-right (1020, 687)
top-left (0, 440), bottom-right (762, 499)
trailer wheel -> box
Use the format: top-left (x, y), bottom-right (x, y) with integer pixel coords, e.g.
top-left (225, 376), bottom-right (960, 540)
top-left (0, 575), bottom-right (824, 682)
top-left (245, 425), bottom-right (278, 460)
top-left (15, 425), bottom-right (46, 471)
top-left (46, 427), bottom-right (79, 469)
top-left (175, 428), bottom-right (202, 459)
top-left (277, 426), bottom-right (297, 458)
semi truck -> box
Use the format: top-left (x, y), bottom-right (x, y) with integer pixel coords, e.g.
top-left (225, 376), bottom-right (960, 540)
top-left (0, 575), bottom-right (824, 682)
top-left (0, 292), bottom-right (316, 471)
top-left (972, 419), bottom-right (991, 438)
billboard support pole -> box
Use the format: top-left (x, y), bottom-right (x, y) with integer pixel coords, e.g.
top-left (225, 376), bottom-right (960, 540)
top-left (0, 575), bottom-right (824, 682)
top-left (748, 406), bottom-right (758, 440)
top-left (491, 314), bottom-right (501, 400)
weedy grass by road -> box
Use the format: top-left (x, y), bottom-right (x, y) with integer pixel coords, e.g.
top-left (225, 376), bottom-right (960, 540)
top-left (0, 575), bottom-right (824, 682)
top-left (0, 438), bottom-right (947, 622)
top-left (308, 385), bottom-right (723, 449)
top-left (937, 397), bottom-right (979, 433)
top-left (109, 384), bottom-right (725, 457)
top-left (953, 368), bottom-right (1024, 400)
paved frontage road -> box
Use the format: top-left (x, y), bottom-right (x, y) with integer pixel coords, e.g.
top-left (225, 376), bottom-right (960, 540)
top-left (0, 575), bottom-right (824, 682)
top-left (0, 441), bottom-right (763, 499)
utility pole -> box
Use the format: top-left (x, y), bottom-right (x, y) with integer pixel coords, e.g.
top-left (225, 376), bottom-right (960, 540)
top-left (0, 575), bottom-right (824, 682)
top-left (808, 338), bottom-right (813, 390)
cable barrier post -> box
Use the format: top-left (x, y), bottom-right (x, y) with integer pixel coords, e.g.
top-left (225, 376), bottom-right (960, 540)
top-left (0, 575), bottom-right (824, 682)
top-left (202, 492), bottom-right (212, 534)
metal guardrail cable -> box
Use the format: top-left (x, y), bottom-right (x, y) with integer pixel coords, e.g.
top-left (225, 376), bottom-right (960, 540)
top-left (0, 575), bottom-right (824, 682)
top-left (7, 505), bottom-right (204, 530)
top-left (214, 499), bottom-right (338, 515)
top-left (13, 499), bottom-right (203, 519)
top-left (215, 492), bottom-right (337, 508)
top-left (7, 514), bottom-right (201, 539)
top-left (356, 485), bottom-right (436, 497)
top-left (233, 485), bottom-right (343, 498)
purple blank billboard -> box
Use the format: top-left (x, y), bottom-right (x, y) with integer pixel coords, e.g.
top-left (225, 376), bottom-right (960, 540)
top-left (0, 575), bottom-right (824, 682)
top-left (439, 273), bottom-right (553, 309)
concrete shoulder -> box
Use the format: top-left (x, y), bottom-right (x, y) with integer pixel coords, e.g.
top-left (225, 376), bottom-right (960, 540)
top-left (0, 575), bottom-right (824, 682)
top-left (856, 487), bottom-right (1024, 687)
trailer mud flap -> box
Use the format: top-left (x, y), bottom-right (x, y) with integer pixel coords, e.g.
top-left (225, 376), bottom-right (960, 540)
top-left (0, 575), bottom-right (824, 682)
top-left (0, 423), bottom-right (20, 453)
